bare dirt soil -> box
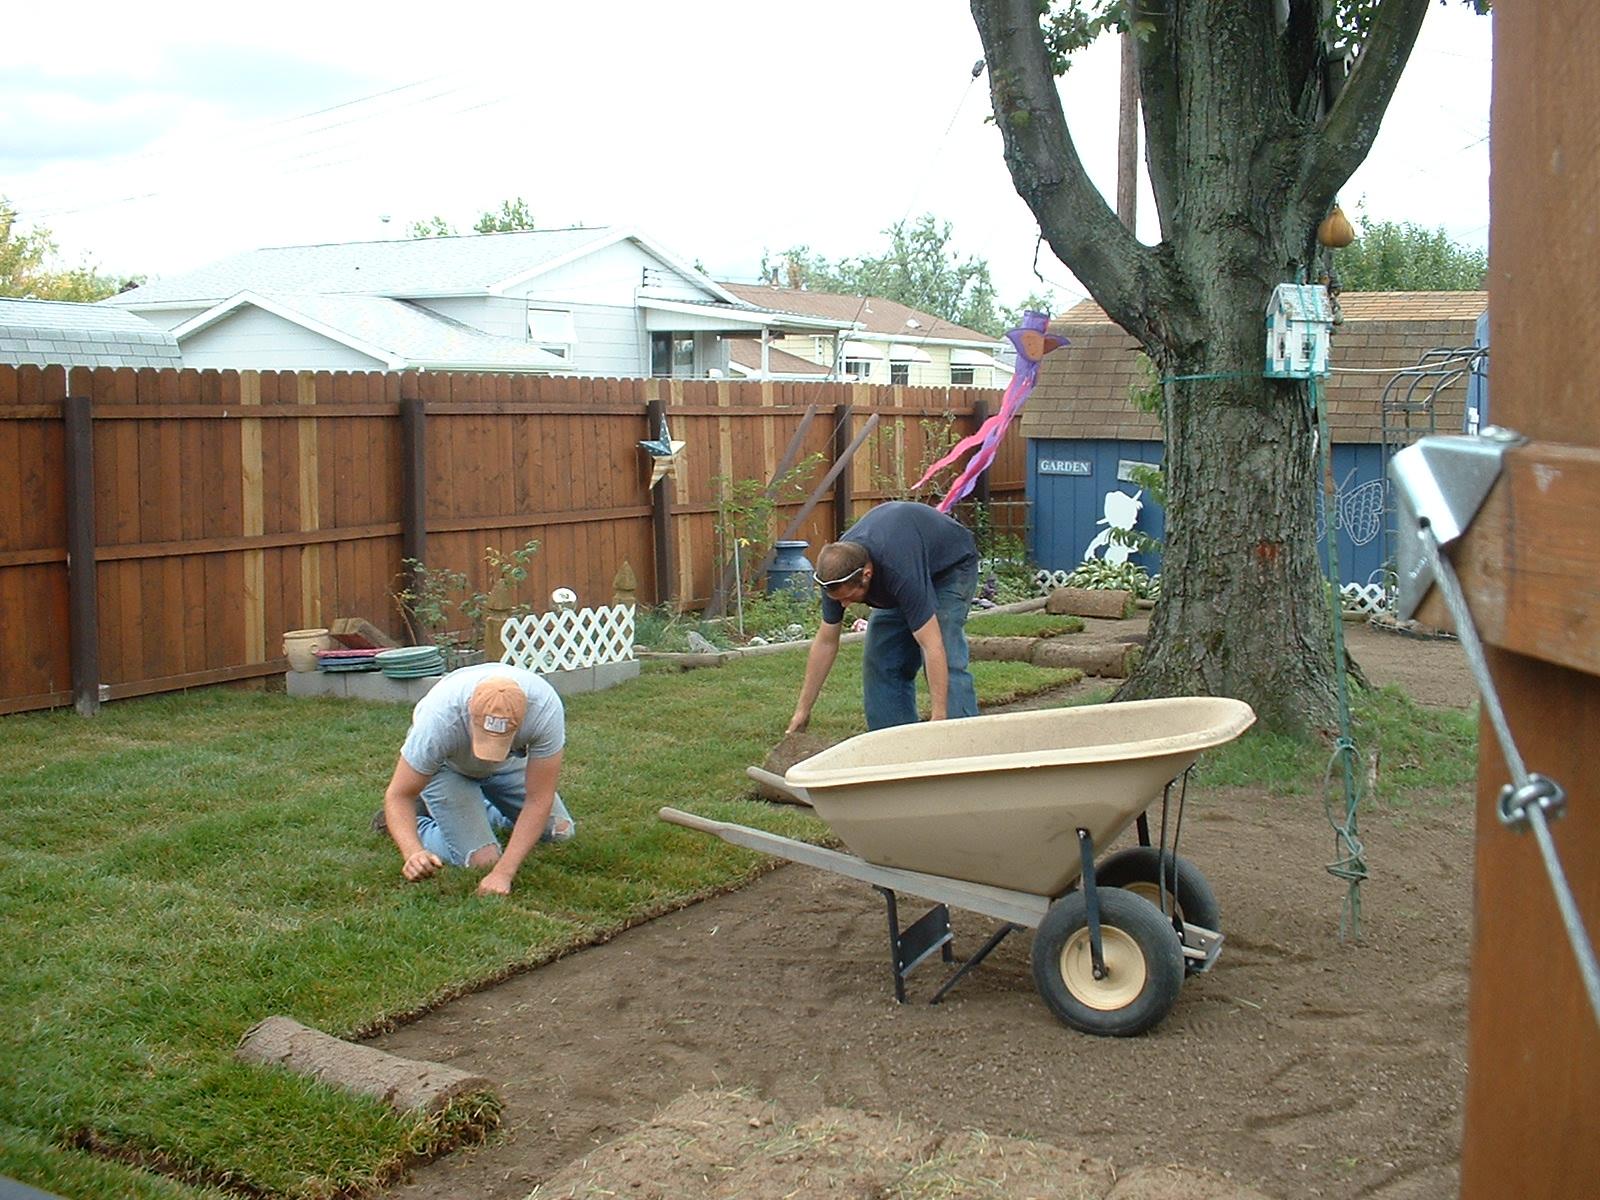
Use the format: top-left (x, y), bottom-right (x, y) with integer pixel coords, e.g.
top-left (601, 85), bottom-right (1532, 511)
top-left (375, 620), bottom-right (1478, 1200)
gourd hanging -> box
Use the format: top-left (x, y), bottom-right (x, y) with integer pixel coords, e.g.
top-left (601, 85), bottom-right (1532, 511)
top-left (1318, 204), bottom-right (1356, 249)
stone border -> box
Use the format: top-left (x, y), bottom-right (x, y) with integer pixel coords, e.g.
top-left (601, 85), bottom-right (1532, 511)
top-left (638, 597), bottom-right (1049, 670)
top-left (284, 659), bottom-right (642, 703)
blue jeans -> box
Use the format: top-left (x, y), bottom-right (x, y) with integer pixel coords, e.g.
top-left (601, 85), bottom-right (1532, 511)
top-left (861, 560), bottom-right (979, 730)
top-left (414, 753), bottom-right (575, 866)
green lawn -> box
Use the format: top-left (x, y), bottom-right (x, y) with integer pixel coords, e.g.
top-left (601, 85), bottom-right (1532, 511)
top-left (965, 610), bottom-right (1085, 638)
top-left (0, 647), bottom-right (1078, 1200)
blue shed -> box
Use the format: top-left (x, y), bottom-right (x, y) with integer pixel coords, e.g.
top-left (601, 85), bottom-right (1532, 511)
top-left (1021, 292), bottom-right (1488, 592)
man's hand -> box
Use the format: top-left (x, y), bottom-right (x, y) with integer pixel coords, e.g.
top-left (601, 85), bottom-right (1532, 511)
top-left (786, 710), bottom-right (810, 735)
top-left (402, 849), bottom-right (442, 881)
top-left (477, 868), bottom-right (514, 897)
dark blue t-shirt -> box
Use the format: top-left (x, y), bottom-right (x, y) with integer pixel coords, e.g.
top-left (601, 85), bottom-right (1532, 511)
top-left (820, 502), bottom-right (978, 629)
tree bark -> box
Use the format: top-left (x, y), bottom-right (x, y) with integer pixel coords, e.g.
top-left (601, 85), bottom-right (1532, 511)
top-left (970, 0), bottom-right (1430, 732)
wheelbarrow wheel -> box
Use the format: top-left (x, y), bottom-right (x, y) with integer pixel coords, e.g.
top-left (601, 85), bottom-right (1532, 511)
top-left (1094, 846), bottom-right (1220, 973)
top-left (1032, 888), bottom-right (1184, 1037)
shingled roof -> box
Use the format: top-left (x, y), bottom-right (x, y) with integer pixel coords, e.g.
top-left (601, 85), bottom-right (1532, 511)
top-left (1022, 292), bottom-right (1487, 444)
top-left (718, 284), bottom-right (1000, 346)
top-left (0, 297), bottom-right (181, 368)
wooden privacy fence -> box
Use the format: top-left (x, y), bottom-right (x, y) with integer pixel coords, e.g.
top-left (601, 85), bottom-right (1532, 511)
top-left (0, 365), bottom-right (1024, 715)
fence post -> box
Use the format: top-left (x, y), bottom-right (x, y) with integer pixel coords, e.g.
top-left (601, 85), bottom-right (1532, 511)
top-left (647, 398), bottom-right (676, 607)
top-left (399, 382), bottom-right (427, 635)
top-left (831, 403), bottom-right (853, 541)
top-left (63, 394), bottom-right (101, 716)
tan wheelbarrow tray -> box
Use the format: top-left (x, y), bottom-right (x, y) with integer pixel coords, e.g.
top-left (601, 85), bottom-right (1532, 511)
top-left (660, 696), bottom-right (1256, 1037)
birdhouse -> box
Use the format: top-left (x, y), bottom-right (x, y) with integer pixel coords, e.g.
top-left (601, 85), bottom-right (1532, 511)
top-left (1264, 283), bottom-right (1333, 379)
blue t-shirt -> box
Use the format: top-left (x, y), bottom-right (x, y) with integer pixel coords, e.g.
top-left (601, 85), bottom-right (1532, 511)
top-left (820, 502), bottom-right (978, 629)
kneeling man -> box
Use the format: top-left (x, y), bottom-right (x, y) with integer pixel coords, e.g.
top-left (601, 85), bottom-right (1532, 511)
top-left (380, 663), bottom-right (574, 896)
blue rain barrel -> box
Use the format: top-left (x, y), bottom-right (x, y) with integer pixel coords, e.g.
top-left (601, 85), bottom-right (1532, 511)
top-left (765, 540), bottom-right (816, 597)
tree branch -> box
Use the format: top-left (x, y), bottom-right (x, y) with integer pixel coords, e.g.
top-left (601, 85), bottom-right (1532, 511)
top-left (970, 0), bottom-right (1167, 340)
top-left (1131, 0), bottom-right (1180, 238)
top-left (1299, 0), bottom-right (1430, 210)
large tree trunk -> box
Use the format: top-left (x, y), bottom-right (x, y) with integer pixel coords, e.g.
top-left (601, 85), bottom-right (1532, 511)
top-left (1119, 348), bottom-right (1338, 734)
top-left (970, 0), bottom-right (1429, 732)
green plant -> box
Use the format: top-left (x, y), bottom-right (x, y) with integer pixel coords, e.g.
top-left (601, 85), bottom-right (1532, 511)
top-left (1061, 559), bottom-right (1158, 600)
top-left (633, 606), bottom-right (732, 653)
top-left (711, 454), bottom-right (825, 603)
top-left (869, 415), bottom-right (961, 502)
top-left (969, 501), bottom-right (1038, 604)
top-left (735, 588), bottom-right (819, 644)
top-left (394, 538), bottom-right (541, 655)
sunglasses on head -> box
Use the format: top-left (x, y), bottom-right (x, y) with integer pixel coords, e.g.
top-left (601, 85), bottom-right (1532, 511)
top-left (812, 565), bottom-right (865, 590)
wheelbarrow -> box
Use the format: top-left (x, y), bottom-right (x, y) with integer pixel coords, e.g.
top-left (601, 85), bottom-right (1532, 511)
top-left (660, 696), bottom-right (1255, 1037)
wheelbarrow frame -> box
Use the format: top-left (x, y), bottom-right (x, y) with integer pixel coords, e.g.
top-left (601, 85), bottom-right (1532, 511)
top-left (658, 771), bottom-right (1223, 1033)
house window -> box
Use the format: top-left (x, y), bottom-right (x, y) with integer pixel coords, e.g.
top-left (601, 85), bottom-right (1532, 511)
top-left (950, 366), bottom-right (975, 386)
top-left (843, 358), bottom-right (873, 380)
top-left (890, 362), bottom-right (910, 386)
top-left (527, 307), bottom-right (577, 359)
top-left (651, 332), bottom-right (696, 376)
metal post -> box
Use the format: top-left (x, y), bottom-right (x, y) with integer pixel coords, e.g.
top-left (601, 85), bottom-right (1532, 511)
top-left (63, 394), bottom-right (100, 716)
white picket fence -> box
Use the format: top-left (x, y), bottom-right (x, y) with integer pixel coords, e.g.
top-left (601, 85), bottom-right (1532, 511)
top-left (499, 604), bottom-right (636, 673)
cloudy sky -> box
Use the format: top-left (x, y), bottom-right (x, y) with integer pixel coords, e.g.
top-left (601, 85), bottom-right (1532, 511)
top-left (3, 1), bottom-right (1491, 309)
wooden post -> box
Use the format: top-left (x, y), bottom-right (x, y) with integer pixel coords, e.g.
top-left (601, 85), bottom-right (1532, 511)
top-left (647, 398), bottom-right (676, 607)
top-left (1457, 4), bottom-right (1600, 1195)
top-left (399, 384), bottom-right (427, 637)
top-left (1116, 30), bottom-right (1139, 231)
top-left (971, 398), bottom-right (992, 510)
top-left (63, 394), bottom-right (101, 716)
top-left (831, 403), bottom-right (853, 541)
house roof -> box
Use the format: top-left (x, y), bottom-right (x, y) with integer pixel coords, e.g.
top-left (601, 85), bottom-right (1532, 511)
top-left (1023, 292), bottom-right (1487, 444)
top-left (724, 338), bottom-right (832, 377)
top-left (175, 292), bottom-right (568, 371)
top-left (105, 225), bottom-right (725, 307)
top-left (718, 284), bottom-right (1001, 347)
top-left (0, 297), bottom-right (182, 368)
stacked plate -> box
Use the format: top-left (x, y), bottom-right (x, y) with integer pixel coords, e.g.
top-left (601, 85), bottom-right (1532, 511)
top-left (376, 645), bottom-right (446, 679)
top-left (316, 648), bottom-right (382, 673)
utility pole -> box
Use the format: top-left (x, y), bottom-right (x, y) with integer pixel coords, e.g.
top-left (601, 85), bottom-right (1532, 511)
top-left (1116, 30), bottom-right (1139, 231)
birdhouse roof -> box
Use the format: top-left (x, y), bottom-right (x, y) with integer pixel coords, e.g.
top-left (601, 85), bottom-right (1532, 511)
top-left (1267, 282), bottom-right (1335, 321)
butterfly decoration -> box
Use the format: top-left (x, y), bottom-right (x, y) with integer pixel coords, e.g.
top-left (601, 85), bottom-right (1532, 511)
top-left (912, 311), bottom-right (1068, 513)
top-left (1315, 468), bottom-right (1386, 547)
top-left (638, 413), bottom-right (687, 487)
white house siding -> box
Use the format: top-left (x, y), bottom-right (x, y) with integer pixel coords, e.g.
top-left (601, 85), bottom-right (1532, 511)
top-left (178, 308), bottom-right (385, 371)
top-left (516, 241), bottom-right (705, 307)
top-left (414, 295), bottom-right (526, 338)
top-left (126, 307), bottom-right (209, 333)
top-left (569, 304), bottom-right (647, 376)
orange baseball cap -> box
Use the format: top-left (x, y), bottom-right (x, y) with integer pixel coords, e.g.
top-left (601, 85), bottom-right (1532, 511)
top-left (467, 676), bottom-right (527, 761)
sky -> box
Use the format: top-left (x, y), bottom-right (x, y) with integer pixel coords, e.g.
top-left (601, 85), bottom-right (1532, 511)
top-left (3, 2), bottom-right (1492, 312)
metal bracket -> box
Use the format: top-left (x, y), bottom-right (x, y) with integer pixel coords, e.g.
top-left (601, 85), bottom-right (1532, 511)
top-left (1389, 427), bottom-right (1526, 621)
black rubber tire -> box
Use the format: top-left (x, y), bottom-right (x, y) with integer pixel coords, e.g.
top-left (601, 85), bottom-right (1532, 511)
top-left (1094, 846), bottom-right (1222, 935)
top-left (1031, 887), bottom-right (1185, 1037)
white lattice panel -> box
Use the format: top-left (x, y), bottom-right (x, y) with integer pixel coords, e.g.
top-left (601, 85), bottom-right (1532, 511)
top-left (1340, 583), bottom-right (1391, 614)
top-left (1034, 569), bottom-right (1074, 593)
top-left (499, 604), bottom-right (636, 672)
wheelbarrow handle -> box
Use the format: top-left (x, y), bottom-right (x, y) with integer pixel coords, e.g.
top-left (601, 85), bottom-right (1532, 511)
top-left (658, 806), bottom-right (727, 835)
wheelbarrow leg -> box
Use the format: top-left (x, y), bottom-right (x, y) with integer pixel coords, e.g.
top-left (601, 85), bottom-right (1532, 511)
top-left (875, 887), bottom-right (954, 1004)
top-left (1077, 828), bottom-right (1107, 979)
